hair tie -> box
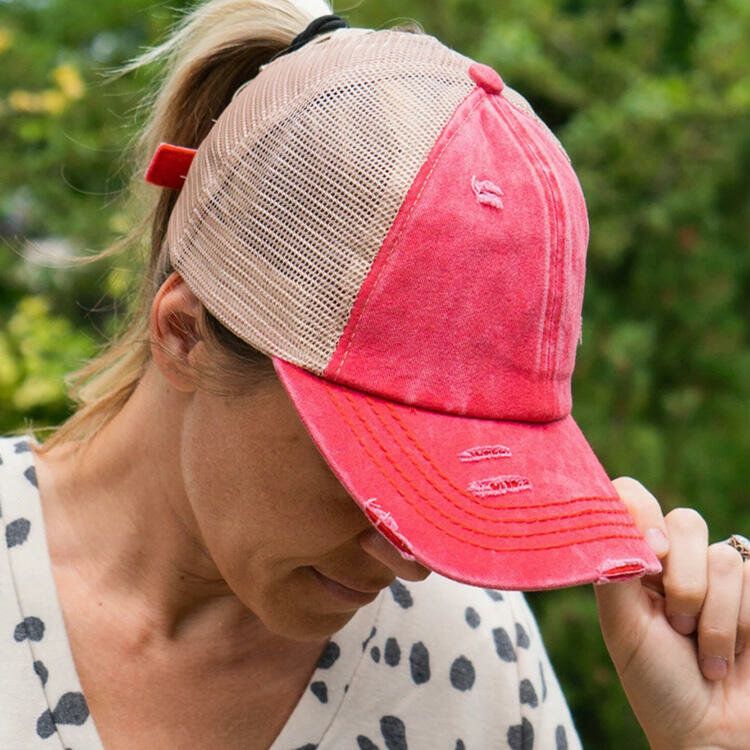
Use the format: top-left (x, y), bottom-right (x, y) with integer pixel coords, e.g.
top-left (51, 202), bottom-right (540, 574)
top-left (276, 14), bottom-right (349, 60)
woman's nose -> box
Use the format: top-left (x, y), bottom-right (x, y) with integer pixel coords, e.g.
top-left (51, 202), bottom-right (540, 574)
top-left (357, 526), bottom-right (432, 582)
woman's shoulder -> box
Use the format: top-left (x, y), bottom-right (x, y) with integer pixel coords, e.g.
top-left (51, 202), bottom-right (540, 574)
top-left (0, 434), bottom-right (39, 496)
top-left (0, 433), bottom-right (102, 750)
top-left (0, 435), bottom-right (54, 747)
top-left (0, 434), bottom-right (45, 638)
top-left (0, 434), bottom-right (40, 541)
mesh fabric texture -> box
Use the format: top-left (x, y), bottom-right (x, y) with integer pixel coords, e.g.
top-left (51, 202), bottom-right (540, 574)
top-left (166, 28), bottom-right (568, 373)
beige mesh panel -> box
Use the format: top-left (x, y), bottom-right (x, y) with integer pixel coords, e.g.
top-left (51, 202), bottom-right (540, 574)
top-left (166, 29), bottom-right (476, 372)
top-left (165, 31), bottom-right (570, 375)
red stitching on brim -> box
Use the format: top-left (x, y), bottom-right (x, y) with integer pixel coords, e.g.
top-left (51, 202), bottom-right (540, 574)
top-left (361, 393), bottom-right (631, 529)
top-left (324, 387), bottom-right (641, 553)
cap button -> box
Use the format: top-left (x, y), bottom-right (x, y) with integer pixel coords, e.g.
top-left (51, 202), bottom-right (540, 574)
top-left (468, 63), bottom-right (504, 95)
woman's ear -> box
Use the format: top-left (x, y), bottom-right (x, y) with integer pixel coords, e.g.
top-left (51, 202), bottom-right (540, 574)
top-left (149, 271), bottom-right (205, 392)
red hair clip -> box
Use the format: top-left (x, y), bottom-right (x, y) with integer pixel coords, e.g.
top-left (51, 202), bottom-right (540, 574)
top-left (144, 142), bottom-right (198, 190)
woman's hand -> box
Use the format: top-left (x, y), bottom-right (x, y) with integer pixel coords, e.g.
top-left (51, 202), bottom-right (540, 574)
top-left (592, 477), bottom-right (750, 750)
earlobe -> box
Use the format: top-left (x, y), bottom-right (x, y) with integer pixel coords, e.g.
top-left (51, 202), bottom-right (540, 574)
top-left (149, 272), bottom-right (203, 392)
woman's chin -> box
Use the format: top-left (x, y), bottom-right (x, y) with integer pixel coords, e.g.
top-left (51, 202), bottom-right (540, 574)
top-left (253, 570), bottom-right (365, 642)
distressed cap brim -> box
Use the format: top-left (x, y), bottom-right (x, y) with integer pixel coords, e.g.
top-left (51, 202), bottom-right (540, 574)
top-left (273, 356), bottom-right (661, 591)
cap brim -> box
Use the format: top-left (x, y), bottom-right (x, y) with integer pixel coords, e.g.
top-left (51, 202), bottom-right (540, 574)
top-left (272, 357), bottom-right (662, 591)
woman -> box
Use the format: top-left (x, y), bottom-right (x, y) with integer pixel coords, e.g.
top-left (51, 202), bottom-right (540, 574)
top-left (1, 0), bottom-right (748, 748)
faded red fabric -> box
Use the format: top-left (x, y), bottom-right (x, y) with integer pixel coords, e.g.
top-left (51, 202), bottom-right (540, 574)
top-left (273, 68), bottom-right (661, 591)
top-left (325, 85), bottom-right (587, 421)
top-left (275, 359), bottom-right (658, 590)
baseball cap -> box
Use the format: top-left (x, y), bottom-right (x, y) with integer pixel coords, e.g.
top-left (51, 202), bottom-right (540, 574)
top-left (144, 25), bottom-right (662, 591)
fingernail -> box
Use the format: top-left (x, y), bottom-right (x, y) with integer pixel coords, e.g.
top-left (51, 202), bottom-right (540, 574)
top-left (645, 527), bottom-right (669, 555)
top-left (701, 655), bottom-right (727, 681)
top-left (669, 613), bottom-right (697, 635)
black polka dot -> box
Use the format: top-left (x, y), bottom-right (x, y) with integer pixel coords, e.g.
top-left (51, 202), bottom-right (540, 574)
top-left (507, 716), bottom-right (534, 750)
top-left (555, 725), bottom-right (568, 749)
top-left (465, 606), bottom-right (481, 628)
top-left (409, 641), bottom-right (430, 684)
top-left (492, 626), bottom-right (516, 662)
top-left (381, 715), bottom-right (407, 750)
top-left (6, 517), bottom-right (31, 548)
top-left (33, 660), bottom-right (48, 686)
top-left (520, 678), bottom-right (538, 707)
top-left (362, 625), bottom-right (377, 652)
top-left (484, 588), bottom-right (504, 601)
top-left (455, 741), bottom-right (466, 750)
top-left (371, 645), bottom-right (381, 662)
top-left (384, 637), bottom-right (401, 666)
top-left (14, 616), bottom-right (45, 642)
top-left (516, 622), bottom-right (530, 649)
top-left (316, 640), bottom-right (340, 669)
top-left (344, 683), bottom-right (349, 693)
top-left (356, 737), bottom-right (379, 750)
top-left (36, 692), bottom-right (90, 739)
top-left (539, 661), bottom-right (547, 701)
top-left (294, 745), bottom-right (318, 750)
top-left (449, 655), bottom-right (475, 691)
top-left (389, 580), bottom-right (413, 609)
top-left (53, 692), bottom-right (89, 726)
top-left (310, 681), bottom-right (328, 703)
top-left (36, 709), bottom-right (55, 739)
top-left (14, 440), bottom-right (31, 453)
top-left (24, 465), bottom-right (38, 488)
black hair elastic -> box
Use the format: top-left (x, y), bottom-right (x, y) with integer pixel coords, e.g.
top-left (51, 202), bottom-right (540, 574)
top-left (276, 14), bottom-right (350, 59)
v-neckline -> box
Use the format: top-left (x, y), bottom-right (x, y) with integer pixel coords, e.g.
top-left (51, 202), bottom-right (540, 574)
top-left (1, 435), bottom-right (386, 750)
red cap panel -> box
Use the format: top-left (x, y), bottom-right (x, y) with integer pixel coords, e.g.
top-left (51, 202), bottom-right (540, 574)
top-left (325, 86), bottom-right (589, 421)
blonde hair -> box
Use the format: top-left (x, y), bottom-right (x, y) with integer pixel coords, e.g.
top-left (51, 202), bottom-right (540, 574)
top-left (34, 0), bottom-right (335, 453)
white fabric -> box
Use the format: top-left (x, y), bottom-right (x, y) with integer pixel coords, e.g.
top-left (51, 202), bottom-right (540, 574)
top-left (0, 435), bottom-right (582, 749)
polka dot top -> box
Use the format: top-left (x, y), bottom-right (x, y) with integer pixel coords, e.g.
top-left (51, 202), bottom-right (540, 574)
top-left (0, 435), bottom-right (582, 749)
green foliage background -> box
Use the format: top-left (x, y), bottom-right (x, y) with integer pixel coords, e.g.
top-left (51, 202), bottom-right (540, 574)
top-left (1, 0), bottom-right (748, 746)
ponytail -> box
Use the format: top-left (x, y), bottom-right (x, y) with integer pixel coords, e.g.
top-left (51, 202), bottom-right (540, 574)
top-left (125, 0), bottom-right (334, 266)
top-left (36, 0), bottom-right (333, 452)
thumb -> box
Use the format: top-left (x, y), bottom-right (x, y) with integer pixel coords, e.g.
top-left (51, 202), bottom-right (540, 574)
top-left (593, 576), bottom-right (649, 647)
top-left (592, 477), bottom-right (670, 650)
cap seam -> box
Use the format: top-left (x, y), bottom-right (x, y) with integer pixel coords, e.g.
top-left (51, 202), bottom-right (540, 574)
top-left (505, 105), bottom-right (569, 385)
top-left (332, 87), bottom-right (485, 379)
top-left (501, 86), bottom-right (572, 165)
top-left (488, 93), bottom-right (564, 387)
